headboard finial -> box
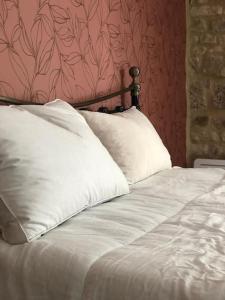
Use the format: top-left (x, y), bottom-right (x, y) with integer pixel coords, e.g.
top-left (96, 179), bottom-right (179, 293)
top-left (129, 66), bottom-right (140, 79)
top-left (129, 66), bottom-right (141, 109)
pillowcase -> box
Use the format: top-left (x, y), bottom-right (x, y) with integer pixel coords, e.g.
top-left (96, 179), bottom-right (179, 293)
top-left (80, 107), bottom-right (172, 184)
top-left (0, 100), bottom-right (129, 244)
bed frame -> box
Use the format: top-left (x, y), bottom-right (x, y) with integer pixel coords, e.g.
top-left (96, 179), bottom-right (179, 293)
top-left (0, 66), bottom-right (141, 113)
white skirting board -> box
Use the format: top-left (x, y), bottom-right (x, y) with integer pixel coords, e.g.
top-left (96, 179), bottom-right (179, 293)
top-left (194, 158), bottom-right (225, 169)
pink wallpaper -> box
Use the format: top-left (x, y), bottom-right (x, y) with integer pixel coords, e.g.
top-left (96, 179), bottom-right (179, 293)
top-left (0, 0), bottom-right (186, 166)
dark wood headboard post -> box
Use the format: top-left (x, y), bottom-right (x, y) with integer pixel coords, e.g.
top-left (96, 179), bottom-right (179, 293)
top-left (129, 66), bottom-right (141, 110)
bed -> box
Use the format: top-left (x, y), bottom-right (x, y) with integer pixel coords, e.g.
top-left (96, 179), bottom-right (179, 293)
top-left (1, 67), bottom-right (225, 300)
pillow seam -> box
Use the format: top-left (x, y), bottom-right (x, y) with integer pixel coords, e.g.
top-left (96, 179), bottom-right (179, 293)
top-left (27, 204), bottom-right (89, 242)
top-left (0, 193), bottom-right (28, 242)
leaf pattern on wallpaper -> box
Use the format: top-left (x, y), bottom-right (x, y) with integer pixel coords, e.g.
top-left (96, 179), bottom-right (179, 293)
top-left (0, 0), bottom-right (8, 25)
top-left (0, 0), bottom-right (186, 166)
top-left (11, 24), bottom-right (21, 44)
top-left (41, 15), bottom-right (54, 38)
top-left (8, 49), bottom-right (30, 89)
top-left (109, 0), bottom-right (120, 12)
top-left (50, 5), bottom-right (69, 24)
top-left (62, 55), bottom-right (74, 78)
top-left (19, 18), bottom-right (33, 56)
top-left (38, 38), bottom-right (54, 74)
top-left (65, 51), bottom-right (82, 65)
top-left (0, 38), bottom-right (7, 53)
top-left (31, 17), bottom-right (43, 56)
top-left (0, 81), bottom-right (14, 97)
top-left (71, 0), bottom-right (83, 8)
top-left (49, 68), bottom-right (60, 93)
top-left (85, 0), bottom-right (99, 21)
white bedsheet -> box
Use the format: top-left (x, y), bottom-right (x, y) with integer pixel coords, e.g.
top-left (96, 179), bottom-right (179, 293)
top-left (0, 168), bottom-right (225, 300)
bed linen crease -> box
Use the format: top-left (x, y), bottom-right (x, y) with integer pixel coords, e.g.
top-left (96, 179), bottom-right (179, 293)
top-left (0, 168), bottom-right (225, 300)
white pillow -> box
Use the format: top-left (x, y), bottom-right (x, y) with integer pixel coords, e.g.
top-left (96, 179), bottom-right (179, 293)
top-left (80, 107), bottom-right (172, 184)
top-left (0, 100), bottom-right (129, 244)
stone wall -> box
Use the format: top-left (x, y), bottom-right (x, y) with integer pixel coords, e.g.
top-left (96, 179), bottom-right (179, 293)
top-left (187, 0), bottom-right (225, 165)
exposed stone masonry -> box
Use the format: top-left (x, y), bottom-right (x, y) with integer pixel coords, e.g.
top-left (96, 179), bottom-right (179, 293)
top-left (187, 0), bottom-right (225, 164)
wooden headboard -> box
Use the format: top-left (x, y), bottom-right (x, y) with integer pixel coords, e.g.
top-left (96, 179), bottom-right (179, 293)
top-left (0, 67), bottom-right (141, 113)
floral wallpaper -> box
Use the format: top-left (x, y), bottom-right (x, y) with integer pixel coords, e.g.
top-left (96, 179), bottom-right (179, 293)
top-left (0, 0), bottom-right (186, 166)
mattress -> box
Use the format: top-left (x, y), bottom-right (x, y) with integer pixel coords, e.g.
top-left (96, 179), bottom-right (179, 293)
top-left (1, 168), bottom-right (225, 300)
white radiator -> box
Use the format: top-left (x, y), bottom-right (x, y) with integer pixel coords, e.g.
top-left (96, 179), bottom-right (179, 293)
top-left (194, 159), bottom-right (225, 169)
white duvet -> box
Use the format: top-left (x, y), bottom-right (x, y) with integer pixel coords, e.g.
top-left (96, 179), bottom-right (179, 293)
top-left (1, 168), bottom-right (225, 300)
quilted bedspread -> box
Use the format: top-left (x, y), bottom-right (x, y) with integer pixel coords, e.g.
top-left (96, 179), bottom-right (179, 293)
top-left (1, 168), bottom-right (225, 300)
